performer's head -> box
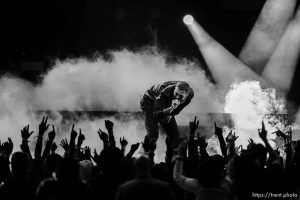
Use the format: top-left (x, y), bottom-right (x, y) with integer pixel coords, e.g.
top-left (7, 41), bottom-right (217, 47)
top-left (174, 81), bottom-right (191, 101)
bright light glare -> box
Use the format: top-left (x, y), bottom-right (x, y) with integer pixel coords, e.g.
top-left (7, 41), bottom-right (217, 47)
top-left (183, 15), bottom-right (194, 25)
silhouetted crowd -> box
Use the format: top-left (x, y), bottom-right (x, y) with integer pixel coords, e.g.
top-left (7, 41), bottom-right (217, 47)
top-left (0, 116), bottom-right (299, 200)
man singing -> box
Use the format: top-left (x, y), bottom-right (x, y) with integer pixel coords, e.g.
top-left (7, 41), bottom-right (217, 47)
top-left (140, 81), bottom-right (194, 163)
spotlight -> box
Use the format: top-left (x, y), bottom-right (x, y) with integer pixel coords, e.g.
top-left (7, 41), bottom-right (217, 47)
top-left (183, 15), bottom-right (194, 25)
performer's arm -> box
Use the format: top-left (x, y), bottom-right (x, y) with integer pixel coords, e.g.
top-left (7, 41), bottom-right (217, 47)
top-left (153, 89), bottom-right (173, 119)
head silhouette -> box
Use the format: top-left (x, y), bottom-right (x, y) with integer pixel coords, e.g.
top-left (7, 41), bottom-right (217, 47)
top-left (133, 154), bottom-right (152, 178)
top-left (55, 158), bottom-right (79, 182)
top-left (43, 153), bottom-right (62, 178)
top-left (196, 154), bottom-right (225, 187)
top-left (11, 152), bottom-right (29, 179)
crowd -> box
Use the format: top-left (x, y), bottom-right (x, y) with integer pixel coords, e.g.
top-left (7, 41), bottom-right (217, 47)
top-left (0, 116), bottom-right (299, 200)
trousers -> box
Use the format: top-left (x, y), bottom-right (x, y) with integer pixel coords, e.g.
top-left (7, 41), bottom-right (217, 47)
top-left (140, 96), bottom-right (180, 161)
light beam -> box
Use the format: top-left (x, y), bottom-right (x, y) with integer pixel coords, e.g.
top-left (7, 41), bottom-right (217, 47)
top-left (184, 18), bottom-right (270, 92)
top-left (262, 5), bottom-right (300, 93)
top-left (239, 0), bottom-right (296, 74)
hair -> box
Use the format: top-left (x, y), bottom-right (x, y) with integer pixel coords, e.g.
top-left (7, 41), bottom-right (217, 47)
top-left (176, 81), bottom-right (190, 92)
top-left (55, 158), bottom-right (79, 182)
top-left (133, 154), bottom-right (152, 176)
top-left (196, 154), bottom-right (225, 187)
top-left (11, 151), bottom-right (29, 178)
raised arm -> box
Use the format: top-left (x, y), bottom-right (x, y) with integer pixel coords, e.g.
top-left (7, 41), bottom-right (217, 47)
top-left (0, 137), bottom-right (13, 158)
top-left (188, 116), bottom-right (199, 159)
top-left (284, 128), bottom-right (293, 169)
top-left (225, 131), bottom-right (239, 162)
top-left (42, 125), bottom-right (56, 161)
top-left (69, 124), bottom-right (78, 158)
top-left (258, 121), bottom-right (281, 165)
top-left (20, 125), bottom-right (33, 159)
top-left (98, 128), bottom-right (109, 150)
top-left (75, 129), bottom-right (85, 159)
top-left (126, 142), bottom-right (140, 159)
top-left (173, 141), bottom-right (200, 194)
top-left (197, 133), bottom-right (209, 160)
top-left (60, 138), bottom-right (69, 158)
top-left (35, 117), bottom-right (50, 160)
top-left (119, 137), bottom-right (128, 156)
top-left (105, 120), bottom-right (116, 148)
top-left (214, 122), bottom-right (227, 158)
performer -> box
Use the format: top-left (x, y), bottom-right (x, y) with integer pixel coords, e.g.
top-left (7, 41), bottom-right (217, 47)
top-left (140, 81), bottom-right (194, 162)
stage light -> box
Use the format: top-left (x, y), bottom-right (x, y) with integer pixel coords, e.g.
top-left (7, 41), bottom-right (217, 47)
top-left (184, 17), bottom-right (269, 92)
top-left (183, 15), bottom-right (194, 25)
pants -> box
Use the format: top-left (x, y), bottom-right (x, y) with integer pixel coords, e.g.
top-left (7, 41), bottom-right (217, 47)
top-left (140, 96), bottom-right (180, 162)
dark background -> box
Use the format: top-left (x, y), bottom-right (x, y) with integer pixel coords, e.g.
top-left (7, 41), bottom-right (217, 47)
top-left (0, 0), bottom-right (299, 105)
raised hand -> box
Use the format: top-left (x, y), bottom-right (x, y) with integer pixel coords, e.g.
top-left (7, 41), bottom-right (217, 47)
top-left (83, 146), bottom-right (91, 159)
top-left (247, 138), bottom-right (254, 149)
top-left (149, 138), bottom-right (157, 152)
top-left (70, 124), bottom-right (78, 140)
top-left (273, 129), bottom-right (287, 141)
top-left (225, 130), bottom-right (239, 144)
top-left (258, 121), bottom-right (267, 141)
top-left (105, 120), bottom-right (114, 133)
top-left (77, 129), bottom-right (85, 147)
top-left (39, 116), bottom-right (50, 135)
top-left (21, 125), bottom-right (34, 140)
top-left (48, 125), bottom-right (56, 141)
top-left (214, 122), bottom-right (223, 138)
top-left (141, 135), bottom-right (150, 152)
top-left (0, 138), bottom-right (13, 157)
top-left (286, 127), bottom-right (292, 145)
top-left (91, 149), bottom-right (100, 164)
top-left (170, 103), bottom-right (180, 116)
top-left (6, 137), bottom-right (13, 156)
top-left (130, 142), bottom-right (140, 153)
top-left (235, 145), bottom-right (243, 154)
top-left (51, 142), bottom-right (57, 154)
top-left (120, 137), bottom-right (128, 148)
top-left (98, 129), bottom-right (108, 142)
top-left (60, 139), bottom-right (69, 152)
top-left (197, 132), bottom-right (208, 148)
top-left (141, 134), bottom-right (157, 153)
top-left (248, 138), bottom-right (254, 144)
top-left (189, 116), bottom-right (199, 136)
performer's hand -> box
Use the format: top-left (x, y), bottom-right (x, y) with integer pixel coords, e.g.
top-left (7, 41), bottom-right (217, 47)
top-left (171, 99), bottom-right (180, 108)
top-left (170, 103), bottom-right (180, 116)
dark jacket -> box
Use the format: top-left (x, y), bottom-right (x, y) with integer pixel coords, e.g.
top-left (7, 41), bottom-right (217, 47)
top-left (141, 81), bottom-right (194, 120)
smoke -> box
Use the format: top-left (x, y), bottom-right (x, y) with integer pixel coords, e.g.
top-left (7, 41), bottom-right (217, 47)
top-left (0, 48), bottom-right (223, 162)
top-left (292, 110), bottom-right (300, 141)
top-left (224, 80), bottom-right (290, 150)
top-left (34, 49), bottom-right (222, 113)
